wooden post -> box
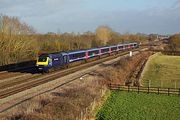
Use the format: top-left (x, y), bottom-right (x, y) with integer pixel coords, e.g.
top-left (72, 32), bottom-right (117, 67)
top-left (129, 51), bottom-right (132, 57)
top-left (179, 89), bottom-right (180, 96)
top-left (148, 87), bottom-right (149, 94)
top-left (138, 86), bottom-right (139, 94)
top-left (168, 88), bottom-right (170, 96)
top-left (148, 80), bottom-right (151, 88)
top-left (128, 86), bottom-right (130, 92)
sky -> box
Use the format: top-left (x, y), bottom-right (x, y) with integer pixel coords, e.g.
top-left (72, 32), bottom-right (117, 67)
top-left (0, 0), bottom-right (180, 34)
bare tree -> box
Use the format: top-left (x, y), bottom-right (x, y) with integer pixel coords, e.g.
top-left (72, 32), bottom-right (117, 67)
top-left (0, 15), bottom-right (37, 65)
top-left (95, 26), bottom-right (112, 45)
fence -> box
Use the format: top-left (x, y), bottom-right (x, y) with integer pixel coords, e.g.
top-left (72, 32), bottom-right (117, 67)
top-left (109, 84), bottom-right (180, 96)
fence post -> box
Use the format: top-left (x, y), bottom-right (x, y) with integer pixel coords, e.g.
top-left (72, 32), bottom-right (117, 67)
top-left (148, 87), bottom-right (149, 94)
top-left (138, 86), bottom-right (139, 94)
top-left (168, 88), bottom-right (170, 96)
top-left (158, 87), bottom-right (159, 94)
top-left (179, 89), bottom-right (180, 96)
top-left (128, 86), bottom-right (130, 92)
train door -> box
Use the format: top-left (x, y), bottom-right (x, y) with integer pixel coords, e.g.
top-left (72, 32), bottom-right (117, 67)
top-left (48, 57), bottom-right (52, 66)
top-left (63, 55), bottom-right (68, 64)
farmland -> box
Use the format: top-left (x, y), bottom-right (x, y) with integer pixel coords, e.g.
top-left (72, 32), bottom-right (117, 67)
top-left (97, 91), bottom-right (180, 120)
top-left (141, 53), bottom-right (180, 88)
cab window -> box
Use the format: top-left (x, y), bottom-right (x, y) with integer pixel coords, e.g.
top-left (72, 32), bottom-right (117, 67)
top-left (38, 57), bottom-right (47, 62)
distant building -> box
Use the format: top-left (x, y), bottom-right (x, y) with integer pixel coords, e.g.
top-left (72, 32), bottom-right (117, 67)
top-left (148, 34), bottom-right (170, 41)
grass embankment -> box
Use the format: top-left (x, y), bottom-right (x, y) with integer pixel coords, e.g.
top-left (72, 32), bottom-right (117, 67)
top-left (97, 91), bottom-right (180, 120)
top-left (141, 53), bottom-right (180, 88)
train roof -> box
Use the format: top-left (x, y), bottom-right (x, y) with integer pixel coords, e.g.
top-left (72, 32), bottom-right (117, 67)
top-left (86, 48), bottom-right (99, 51)
top-left (101, 46), bottom-right (111, 49)
top-left (67, 49), bottom-right (86, 54)
top-left (38, 42), bottom-right (138, 56)
top-left (109, 45), bottom-right (118, 47)
top-left (117, 42), bottom-right (137, 46)
top-left (117, 44), bottom-right (125, 46)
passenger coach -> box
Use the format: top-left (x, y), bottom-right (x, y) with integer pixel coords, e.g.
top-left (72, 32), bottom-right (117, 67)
top-left (36, 42), bottom-right (138, 72)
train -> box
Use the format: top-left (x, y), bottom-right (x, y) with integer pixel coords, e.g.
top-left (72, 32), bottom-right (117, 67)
top-left (36, 42), bottom-right (139, 72)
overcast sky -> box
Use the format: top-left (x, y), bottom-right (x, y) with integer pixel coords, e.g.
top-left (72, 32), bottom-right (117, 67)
top-left (0, 0), bottom-right (180, 34)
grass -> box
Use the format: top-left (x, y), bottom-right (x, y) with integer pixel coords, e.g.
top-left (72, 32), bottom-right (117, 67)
top-left (141, 53), bottom-right (180, 88)
top-left (96, 91), bottom-right (180, 120)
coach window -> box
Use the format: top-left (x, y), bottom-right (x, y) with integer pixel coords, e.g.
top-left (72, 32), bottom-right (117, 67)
top-left (95, 50), bottom-right (99, 54)
top-left (119, 46), bottom-right (122, 49)
top-left (69, 54), bottom-right (73, 59)
top-left (112, 47), bottom-right (117, 51)
top-left (75, 53), bottom-right (77, 58)
top-left (77, 53), bottom-right (80, 58)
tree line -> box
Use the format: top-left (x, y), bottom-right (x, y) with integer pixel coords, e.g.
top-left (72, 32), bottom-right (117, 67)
top-left (0, 15), bottom-right (148, 66)
top-left (168, 34), bottom-right (180, 51)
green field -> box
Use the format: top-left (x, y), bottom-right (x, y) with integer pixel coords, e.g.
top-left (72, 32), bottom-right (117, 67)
top-left (96, 91), bottom-right (180, 120)
top-left (141, 53), bottom-right (180, 88)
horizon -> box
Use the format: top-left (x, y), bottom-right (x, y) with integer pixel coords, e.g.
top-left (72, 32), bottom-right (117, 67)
top-left (0, 0), bottom-right (180, 34)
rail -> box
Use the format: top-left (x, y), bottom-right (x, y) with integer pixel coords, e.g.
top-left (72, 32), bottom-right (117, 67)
top-left (109, 84), bottom-right (180, 96)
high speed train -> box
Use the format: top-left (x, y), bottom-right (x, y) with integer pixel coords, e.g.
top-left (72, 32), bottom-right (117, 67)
top-left (36, 42), bottom-right (138, 72)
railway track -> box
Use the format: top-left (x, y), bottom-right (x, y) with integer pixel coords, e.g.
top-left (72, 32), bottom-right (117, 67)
top-left (0, 66), bottom-right (36, 82)
top-left (0, 48), bottom-right (145, 99)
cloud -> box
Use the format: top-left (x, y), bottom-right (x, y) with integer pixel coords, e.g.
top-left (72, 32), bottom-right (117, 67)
top-left (172, 0), bottom-right (180, 8)
top-left (0, 0), bottom-right (86, 17)
top-left (0, 0), bottom-right (179, 34)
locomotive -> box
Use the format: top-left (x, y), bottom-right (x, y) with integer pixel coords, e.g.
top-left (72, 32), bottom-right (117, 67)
top-left (36, 42), bottom-right (138, 72)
